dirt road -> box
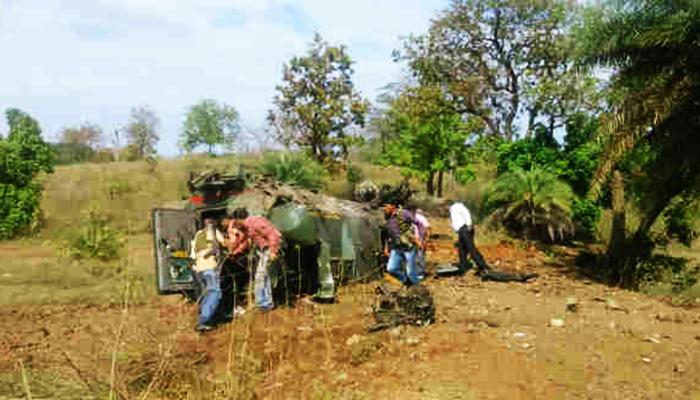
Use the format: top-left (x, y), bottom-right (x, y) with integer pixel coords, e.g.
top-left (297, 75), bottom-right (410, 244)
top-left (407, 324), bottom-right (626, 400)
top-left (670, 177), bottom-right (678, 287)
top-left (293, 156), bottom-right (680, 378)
top-left (2, 238), bottom-right (700, 399)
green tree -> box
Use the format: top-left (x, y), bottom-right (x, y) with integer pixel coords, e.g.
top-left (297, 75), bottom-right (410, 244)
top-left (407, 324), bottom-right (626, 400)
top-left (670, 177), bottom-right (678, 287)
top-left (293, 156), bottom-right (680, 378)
top-left (0, 109), bottom-right (54, 239)
top-left (126, 106), bottom-right (160, 161)
top-left (181, 99), bottom-right (240, 155)
top-left (259, 152), bottom-right (326, 191)
top-left (380, 85), bottom-right (480, 197)
top-left (268, 34), bottom-right (368, 163)
top-left (579, 0), bottom-right (700, 286)
top-left (398, 0), bottom-right (594, 140)
top-left (59, 122), bottom-right (103, 149)
top-left (485, 167), bottom-right (575, 242)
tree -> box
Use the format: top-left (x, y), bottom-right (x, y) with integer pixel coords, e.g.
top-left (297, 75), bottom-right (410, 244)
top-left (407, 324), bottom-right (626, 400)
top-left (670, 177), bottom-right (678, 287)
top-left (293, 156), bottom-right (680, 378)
top-left (485, 167), bottom-right (575, 242)
top-left (59, 122), bottom-right (103, 149)
top-left (268, 34), bottom-right (368, 163)
top-left (380, 85), bottom-right (480, 197)
top-left (126, 106), bottom-right (160, 160)
top-left (398, 0), bottom-right (594, 141)
top-left (580, 0), bottom-right (700, 286)
top-left (181, 100), bottom-right (240, 155)
top-left (0, 109), bottom-right (54, 239)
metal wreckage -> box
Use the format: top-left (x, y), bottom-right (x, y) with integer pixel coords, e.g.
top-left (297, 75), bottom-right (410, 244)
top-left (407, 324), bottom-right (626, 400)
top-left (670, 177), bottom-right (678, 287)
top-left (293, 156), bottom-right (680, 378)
top-left (152, 169), bottom-right (434, 331)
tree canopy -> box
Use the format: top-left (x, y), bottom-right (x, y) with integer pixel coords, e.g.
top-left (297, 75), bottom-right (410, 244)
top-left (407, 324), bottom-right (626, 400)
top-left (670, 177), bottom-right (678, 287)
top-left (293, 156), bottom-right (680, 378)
top-left (0, 109), bottom-right (54, 239)
top-left (126, 106), bottom-right (160, 161)
top-left (268, 34), bottom-right (368, 163)
top-left (181, 100), bottom-right (240, 155)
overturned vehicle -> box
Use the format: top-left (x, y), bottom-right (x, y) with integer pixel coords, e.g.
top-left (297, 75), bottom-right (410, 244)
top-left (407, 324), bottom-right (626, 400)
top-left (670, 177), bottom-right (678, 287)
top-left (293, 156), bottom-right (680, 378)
top-left (152, 170), bottom-right (384, 304)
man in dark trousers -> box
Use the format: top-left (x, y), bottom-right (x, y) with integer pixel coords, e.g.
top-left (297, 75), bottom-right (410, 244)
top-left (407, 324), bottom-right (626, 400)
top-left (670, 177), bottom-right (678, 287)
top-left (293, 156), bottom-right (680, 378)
top-left (448, 200), bottom-right (491, 275)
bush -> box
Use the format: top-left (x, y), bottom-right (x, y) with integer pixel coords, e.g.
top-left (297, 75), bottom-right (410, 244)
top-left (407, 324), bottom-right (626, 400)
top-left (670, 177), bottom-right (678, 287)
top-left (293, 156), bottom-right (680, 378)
top-left (485, 167), bottom-right (575, 242)
top-left (0, 109), bottom-right (54, 239)
top-left (69, 208), bottom-right (124, 261)
top-left (259, 152), bottom-right (326, 190)
top-left (571, 198), bottom-right (601, 241)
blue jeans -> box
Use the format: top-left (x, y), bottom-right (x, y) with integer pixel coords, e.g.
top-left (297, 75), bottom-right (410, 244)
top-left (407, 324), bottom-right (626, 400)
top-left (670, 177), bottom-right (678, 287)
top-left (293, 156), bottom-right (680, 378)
top-left (387, 248), bottom-right (419, 285)
top-left (416, 250), bottom-right (426, 280)
top-left (197, 269), bottom-right (221, 326)
top-left (254, 249), bottom-right (274, 310)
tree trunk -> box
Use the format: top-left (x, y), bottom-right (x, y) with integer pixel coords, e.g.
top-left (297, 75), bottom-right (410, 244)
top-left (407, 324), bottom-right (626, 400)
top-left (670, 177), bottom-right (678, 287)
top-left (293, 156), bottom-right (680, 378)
top-left (437, 170), bottom-right (444, 198)
top-left (426, 171), bottom-right (435, 196)
top-left (608, 170), bottom-right (626, 261)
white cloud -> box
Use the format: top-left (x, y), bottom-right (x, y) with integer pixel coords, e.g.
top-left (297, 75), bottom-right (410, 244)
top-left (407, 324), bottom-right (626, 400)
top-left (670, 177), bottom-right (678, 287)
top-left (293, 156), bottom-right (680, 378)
top-left (0, 0), bottom-right (446, 154)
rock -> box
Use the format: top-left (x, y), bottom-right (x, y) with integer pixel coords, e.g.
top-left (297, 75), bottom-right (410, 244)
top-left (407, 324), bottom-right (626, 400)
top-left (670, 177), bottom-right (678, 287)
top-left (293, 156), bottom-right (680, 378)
top-left (405, 337), bottom-right (420, 346)
top-left (674, 364), bottom-right (686, 374)
top-left (549, 318), bottom-right (565, 328)
top-left (513, 332), bottom-right (527, 338)
top-left (566, 297), bottom-right (578, 312)
top-left (643, 335), bottom-right (661, 344)
top-left (346, 334), bottom-right (364, 346)
top-left (521, 343), bottom-right (532, 349)
top-left (641, 357), bottom-right (652, 363)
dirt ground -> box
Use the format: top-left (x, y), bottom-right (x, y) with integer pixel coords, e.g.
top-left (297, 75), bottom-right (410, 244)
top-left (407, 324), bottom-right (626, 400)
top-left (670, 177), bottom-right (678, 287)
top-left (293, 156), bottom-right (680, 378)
top-left (2, 221), bottom-right (700, 399)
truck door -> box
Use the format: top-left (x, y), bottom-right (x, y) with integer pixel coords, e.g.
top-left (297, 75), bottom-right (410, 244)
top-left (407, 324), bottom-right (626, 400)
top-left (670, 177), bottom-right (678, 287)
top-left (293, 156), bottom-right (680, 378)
top-left (152, 208), bottom-right (198, 294)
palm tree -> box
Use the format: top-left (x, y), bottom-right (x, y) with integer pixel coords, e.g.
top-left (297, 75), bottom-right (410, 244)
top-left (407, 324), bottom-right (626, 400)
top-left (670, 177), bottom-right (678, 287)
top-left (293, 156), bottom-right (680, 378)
top-left (579, 0), bottom-right (700, 285)
top-left (485, 167), bottom-right (575, 242)
top-left (260, 152), bottom-right (326, 191)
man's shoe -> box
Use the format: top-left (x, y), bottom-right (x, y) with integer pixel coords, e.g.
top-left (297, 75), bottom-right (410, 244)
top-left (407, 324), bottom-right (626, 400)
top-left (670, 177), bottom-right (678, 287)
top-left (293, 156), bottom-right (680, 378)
top-left (195, 324), bottom-right (215, 333)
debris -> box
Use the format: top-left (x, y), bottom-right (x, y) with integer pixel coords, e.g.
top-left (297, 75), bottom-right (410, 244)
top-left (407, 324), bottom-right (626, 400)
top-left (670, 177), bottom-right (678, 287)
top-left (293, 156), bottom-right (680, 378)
top-left (674, 364), bottom-right (686, 374)
top-left (641, 357), bottom-right (652, 363)
top-left (566, 297), bottom-right (578, 313)
top-left (605, 298), bottom-right (629, 313)
top-left (346, 334), bottom-right (364, 346)
top-left (521, 343), bottom-right (532, 349)
top-left (513, 332), bottom-right (527, 338)
top-left (643, 335), bottom-right (661, 344)
top-left (549, 318), bottom-right (565, 328)
top-left (368, 284), bottom-right (435, 332)
top-left (405, 337), bottom-right (420, 346)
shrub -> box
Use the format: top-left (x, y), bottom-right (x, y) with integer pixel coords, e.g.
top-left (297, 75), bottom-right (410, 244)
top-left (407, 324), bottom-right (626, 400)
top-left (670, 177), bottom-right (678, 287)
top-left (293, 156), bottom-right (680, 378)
top-left (69, 208), bottom-right (124, 261)
top-left (259, 152), bottom-right (326, 190)
top-left (346, 163), bottom-right (365, 186)
top-left (0, 109), bottom-right (54, 239)
top-left (571, 198), bottom-right (601, 241)
top-left (485, 167), bottom-right (575, 242)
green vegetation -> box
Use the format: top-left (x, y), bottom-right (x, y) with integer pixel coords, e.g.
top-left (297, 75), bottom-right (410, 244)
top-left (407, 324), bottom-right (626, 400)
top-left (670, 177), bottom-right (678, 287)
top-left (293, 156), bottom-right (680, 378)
top-left (485, 167), bottom-right (574, 242)
top-left (268, 33), bottom-right (368, 163)
top-left (124, 105), bottom-right (160, 162)
top-left (259, 152), bottom-right (327, 191)
top-left (180, 99), bottom-right (240, 154)
top-left (0, 109), bottom-right (54, 239)
top-left (579, 0), bottom-right (700, 287)
top-left (67, 207), bottom-right (124, 261)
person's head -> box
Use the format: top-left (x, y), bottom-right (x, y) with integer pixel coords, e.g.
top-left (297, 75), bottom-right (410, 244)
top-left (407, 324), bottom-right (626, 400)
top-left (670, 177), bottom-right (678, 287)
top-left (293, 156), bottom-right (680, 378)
top-left (203, 218), bottom-right (217, 228)
top-left (406, 202), bottom-right (418, 213)
top-left (232, 207), bottom-right (249, 221)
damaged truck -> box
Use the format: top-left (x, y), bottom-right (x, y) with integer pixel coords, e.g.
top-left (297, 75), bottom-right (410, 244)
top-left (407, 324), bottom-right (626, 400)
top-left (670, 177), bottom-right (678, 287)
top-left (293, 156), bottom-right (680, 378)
top-left (152, 169), bottom-right (384, 304)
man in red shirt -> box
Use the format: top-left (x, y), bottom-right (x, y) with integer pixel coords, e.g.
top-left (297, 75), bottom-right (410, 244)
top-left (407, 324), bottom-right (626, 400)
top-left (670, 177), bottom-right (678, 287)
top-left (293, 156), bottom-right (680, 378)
top-left (228, 207), bottom-right (282, 311)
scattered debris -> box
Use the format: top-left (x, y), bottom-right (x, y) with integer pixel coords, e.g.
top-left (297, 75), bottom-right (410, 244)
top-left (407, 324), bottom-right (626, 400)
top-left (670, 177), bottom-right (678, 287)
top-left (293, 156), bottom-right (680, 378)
top-left (643, 335), bottom-right (661, 344)
top-left (549, 318), bottom-right (565, 328)
top-left (566, 297), bottom-right (578, 313)
top-left (368, 284), bottom-right (435, 332)
top-left (641, 357), bottom-right (652, 364)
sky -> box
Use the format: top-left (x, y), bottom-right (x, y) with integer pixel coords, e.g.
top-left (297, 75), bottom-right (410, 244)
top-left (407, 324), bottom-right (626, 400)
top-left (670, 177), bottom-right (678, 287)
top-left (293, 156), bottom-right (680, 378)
top-left (0, 0), bottom-right (447, 156)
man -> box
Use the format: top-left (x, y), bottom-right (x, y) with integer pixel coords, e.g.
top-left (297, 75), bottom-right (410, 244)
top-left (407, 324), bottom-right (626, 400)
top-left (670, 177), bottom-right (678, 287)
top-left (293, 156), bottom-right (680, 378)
top-left (384, 204), bottom-right (421, 286)
top-left (190, 218), bottom-right (226, 332)
top-left (228, 207), bottom-right (281, 311)
top-left (449, 200), bottom-right (490, 275)
top-left (413, 207), bottom-right (430, 279)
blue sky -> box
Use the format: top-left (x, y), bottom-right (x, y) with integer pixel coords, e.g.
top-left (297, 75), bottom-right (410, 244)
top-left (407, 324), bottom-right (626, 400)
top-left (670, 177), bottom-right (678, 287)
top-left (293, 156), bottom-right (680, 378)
top-left (0, 0), bottom-right (447, 156)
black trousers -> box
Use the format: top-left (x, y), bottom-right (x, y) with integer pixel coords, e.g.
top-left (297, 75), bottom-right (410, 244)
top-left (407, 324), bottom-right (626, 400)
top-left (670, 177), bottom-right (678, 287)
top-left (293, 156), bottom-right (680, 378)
top-left (457, 225), bottom-right (490, 272)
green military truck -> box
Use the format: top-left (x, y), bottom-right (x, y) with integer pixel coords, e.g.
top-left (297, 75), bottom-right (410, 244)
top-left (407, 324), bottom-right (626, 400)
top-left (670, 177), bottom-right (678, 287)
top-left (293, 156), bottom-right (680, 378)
top-left (152, 170), bottom-right (384, 302)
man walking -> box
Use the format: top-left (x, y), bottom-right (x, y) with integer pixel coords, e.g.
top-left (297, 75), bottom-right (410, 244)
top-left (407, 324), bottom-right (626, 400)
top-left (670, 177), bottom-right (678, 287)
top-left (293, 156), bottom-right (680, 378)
top-left (228, 207), bottom-right (281, 311)
top-left (448, 200), bottom-right (490, 275)
top-left (190, 218), bottom-right (226, 332)
top-left (383, 204), bottom-right (421, 286)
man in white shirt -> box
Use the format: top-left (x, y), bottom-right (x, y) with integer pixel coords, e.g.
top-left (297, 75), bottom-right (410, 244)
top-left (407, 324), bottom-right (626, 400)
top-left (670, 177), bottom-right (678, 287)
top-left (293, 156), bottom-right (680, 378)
top-left (448, 200), bottom-right (490, 274)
